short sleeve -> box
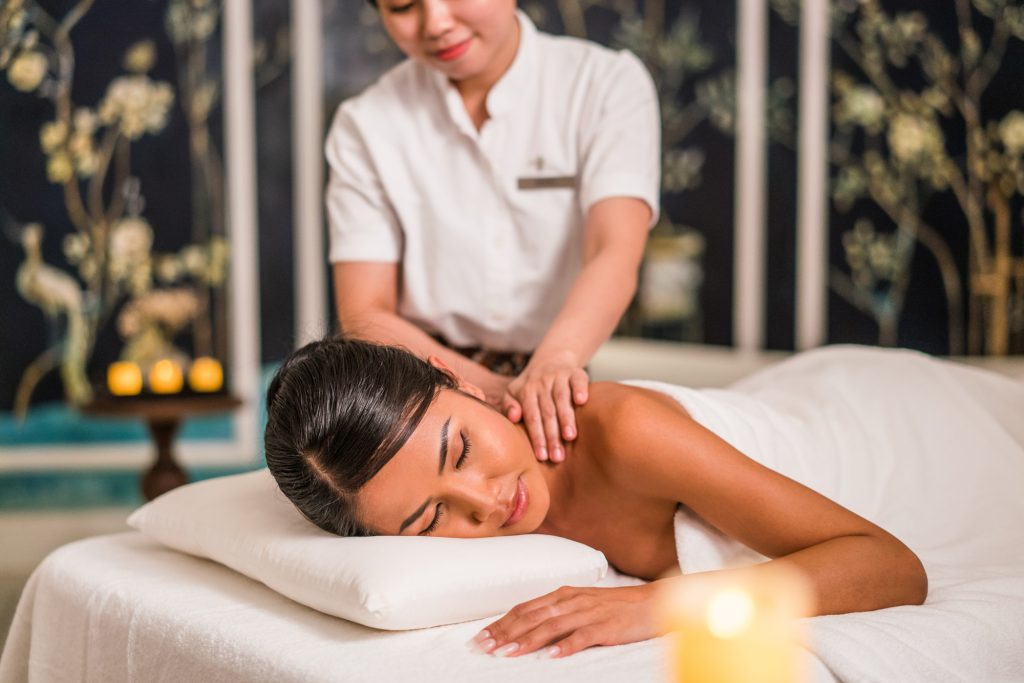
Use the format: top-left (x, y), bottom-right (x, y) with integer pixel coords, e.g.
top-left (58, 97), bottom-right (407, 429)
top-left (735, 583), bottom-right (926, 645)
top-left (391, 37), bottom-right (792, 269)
top-left (324, 105), bottom-right (403, 263)
top-left (577, 51), bottom-right (661, 227)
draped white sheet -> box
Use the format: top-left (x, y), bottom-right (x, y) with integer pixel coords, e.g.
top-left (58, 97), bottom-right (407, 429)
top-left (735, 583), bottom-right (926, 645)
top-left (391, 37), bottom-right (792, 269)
top-left (655, 345), bottom-right (1024, 682)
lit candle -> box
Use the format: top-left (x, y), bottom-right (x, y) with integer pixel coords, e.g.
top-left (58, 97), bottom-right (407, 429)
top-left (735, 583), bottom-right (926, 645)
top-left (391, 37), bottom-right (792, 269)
top-left (149, 359), bottom-right (184, 394)
top-left (659, 567), bottom-right (812, 683)
top-left (107, 361), bottom-right (143, 396)
top-left (188, 357), bottom-right (224, 393)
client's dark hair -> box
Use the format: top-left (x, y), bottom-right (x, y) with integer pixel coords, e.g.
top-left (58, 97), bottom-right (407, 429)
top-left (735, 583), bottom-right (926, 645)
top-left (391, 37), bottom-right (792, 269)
top-left (264, 337), bottom-right (456, 536)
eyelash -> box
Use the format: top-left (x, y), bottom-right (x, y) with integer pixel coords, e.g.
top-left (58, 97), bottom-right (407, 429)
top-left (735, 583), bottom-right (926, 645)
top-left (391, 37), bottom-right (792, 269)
top-left (456, 432), bottom-right (472, 470)
top-left (421, 433), bottom-right (471, 535)
top-left (388, 2), bottom-right (414, 13)
top-left (421, 504), bottom-right (444, 535)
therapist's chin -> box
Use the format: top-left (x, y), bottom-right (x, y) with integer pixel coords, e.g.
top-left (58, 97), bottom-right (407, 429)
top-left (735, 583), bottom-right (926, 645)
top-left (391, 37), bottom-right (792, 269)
top-left (427, 47), bottom-right (485, 80)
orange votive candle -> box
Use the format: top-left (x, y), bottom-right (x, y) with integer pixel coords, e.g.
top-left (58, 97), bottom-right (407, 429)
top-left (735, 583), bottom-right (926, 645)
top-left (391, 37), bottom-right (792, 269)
top-left (188, 357), bottom-right (223, 393)
top-left (659, 566), bottom-right (812, 683)
top-left (107, 361), bottom-right (143, 396)
top-left (149, 359), bottom-right (184, 394)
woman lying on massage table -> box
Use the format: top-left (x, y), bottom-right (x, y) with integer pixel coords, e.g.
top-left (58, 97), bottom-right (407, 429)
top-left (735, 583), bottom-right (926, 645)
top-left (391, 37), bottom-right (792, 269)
top-left (263, 337), bottom-right (929, 659)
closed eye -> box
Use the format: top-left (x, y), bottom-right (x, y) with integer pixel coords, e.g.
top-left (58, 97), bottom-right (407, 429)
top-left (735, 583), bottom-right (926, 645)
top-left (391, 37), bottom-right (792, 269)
top-left (420, 503), bottom-right (443, 535)
top-left (456, 432), bottom-right (472, 470)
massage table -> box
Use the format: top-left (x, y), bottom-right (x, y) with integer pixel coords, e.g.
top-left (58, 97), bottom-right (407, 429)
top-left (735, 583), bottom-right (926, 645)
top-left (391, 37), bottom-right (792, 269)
top-left (0, 532), bottom-right (838, 682)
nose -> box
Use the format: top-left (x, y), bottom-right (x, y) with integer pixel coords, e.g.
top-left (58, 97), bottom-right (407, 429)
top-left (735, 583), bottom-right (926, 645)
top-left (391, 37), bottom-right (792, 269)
top-left (421, 0), bottom-right (455, 40)
top-left (449, 475), bottom-right (506, 525)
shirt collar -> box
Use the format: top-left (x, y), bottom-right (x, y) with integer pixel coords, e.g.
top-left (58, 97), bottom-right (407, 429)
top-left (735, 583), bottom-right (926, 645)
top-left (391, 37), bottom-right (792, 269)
top-left (428, 10), bottom-right (539, 135)
top-left (484, 10), bottom-right (537, 118)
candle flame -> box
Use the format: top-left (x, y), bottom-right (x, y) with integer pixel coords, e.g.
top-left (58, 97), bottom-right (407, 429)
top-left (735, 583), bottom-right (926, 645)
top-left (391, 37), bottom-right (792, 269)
top-left (706, 588), bottom-right (756, 639)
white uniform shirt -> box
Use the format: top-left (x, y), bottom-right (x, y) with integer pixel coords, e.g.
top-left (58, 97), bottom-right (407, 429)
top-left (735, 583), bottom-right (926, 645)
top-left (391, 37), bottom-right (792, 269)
top-left (326, 11), bottom-right (660, 352)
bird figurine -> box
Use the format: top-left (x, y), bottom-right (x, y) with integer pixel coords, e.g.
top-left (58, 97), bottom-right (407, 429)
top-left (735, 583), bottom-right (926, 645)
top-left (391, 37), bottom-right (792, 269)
top-left (15, 223), bottom-right (93, 406)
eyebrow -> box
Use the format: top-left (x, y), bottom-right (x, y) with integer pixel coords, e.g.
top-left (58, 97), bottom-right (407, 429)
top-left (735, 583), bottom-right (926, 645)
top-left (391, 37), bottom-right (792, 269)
top-left (397, 416), bottom-right (451, 534)
top-left (437, 416), bottom-right (450, 475)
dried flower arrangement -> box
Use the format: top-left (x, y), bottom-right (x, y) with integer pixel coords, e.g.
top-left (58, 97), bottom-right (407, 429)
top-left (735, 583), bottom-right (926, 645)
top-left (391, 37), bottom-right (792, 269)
top-left (773, 0), bottom-right (1024, 354)
top-left (2, 0), bottom-right (230, 417)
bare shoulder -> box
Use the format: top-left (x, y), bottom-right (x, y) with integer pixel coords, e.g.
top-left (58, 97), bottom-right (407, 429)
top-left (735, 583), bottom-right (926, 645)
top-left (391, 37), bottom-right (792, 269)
top-left (581, 381), bottom-right (692, 425)
top-left (577, 382), bottom-right (697, 488)
top-left (585, 378), bottom-right (688, 411)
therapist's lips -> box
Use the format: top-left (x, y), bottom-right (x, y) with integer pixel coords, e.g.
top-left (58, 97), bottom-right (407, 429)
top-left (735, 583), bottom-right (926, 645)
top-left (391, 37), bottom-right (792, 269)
top-left (433, 38), bottom-right (472, 62)
top-left (502, 477), bottom-right (529, 527)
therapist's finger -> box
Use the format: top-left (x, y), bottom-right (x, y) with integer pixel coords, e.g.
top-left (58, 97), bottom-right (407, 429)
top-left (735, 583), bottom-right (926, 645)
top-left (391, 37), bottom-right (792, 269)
top-left (553, 376), bottom-right (578, 442)
top-left (502, 393), bottom-right (522, 423)
top-left (521, 393), bottom-right (548, 461)
top-left (569, 368), bottom-right (589, 406)
top-left (537, 387), bottom-right (564, 463)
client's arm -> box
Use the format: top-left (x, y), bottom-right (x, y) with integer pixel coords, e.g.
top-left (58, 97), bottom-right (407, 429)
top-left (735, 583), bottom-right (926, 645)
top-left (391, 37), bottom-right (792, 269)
top-left (478, 385), bottom-right (927, 658)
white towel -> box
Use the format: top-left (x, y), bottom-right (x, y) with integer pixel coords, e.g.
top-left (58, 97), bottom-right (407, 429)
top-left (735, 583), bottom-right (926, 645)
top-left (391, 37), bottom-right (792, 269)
top-left (633, 345), bottom-right (1024, 682)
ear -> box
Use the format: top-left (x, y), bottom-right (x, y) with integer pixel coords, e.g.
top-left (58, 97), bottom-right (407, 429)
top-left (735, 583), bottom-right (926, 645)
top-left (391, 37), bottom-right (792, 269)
top-left (427, 355), bottom-right (487, 402)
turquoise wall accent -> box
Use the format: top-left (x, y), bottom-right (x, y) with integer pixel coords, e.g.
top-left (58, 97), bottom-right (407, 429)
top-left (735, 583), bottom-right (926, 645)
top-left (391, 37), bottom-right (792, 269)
top-left (0, 364), bottom-right (276, 510)
top-left (1, 405), bottom-right (234, 446)
top-left (0, 465), bottom-right (260, 510)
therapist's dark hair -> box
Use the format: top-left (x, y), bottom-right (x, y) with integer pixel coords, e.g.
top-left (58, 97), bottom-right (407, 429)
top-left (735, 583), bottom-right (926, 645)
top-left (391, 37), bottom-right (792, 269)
top-left (264, 337), bottom-right (456, 536)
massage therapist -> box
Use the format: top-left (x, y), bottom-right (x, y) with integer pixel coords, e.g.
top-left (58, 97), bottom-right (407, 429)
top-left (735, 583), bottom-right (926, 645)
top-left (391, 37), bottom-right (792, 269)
top-left (326, 0), bottom-right (660, 462)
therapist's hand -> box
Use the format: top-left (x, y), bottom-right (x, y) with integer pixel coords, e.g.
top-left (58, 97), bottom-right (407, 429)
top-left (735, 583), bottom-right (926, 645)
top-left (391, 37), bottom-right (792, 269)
top-left (478, 372), bottom-right (514, 410)
top-left (502, 350), bottom-right (589, 463)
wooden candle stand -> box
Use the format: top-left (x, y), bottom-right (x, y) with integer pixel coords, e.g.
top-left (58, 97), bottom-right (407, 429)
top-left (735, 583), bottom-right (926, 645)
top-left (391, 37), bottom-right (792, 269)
top-left (82, 393), bottom-right (242, 500)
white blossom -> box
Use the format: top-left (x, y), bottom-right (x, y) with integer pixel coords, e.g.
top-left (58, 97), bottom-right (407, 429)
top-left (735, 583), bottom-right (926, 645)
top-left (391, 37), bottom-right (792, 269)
top-left (155, 256), bottom-right (183, 283)
top-left (73, 107), bottom-right (97, 135)
top-left (108, 217), bottom-right (154, 283)
top-left (46, 153), bottom-right (73, 183)
top-left (98, 76), bottom-right (175, 140)
top-left (180, 244), bottom-right (206, 275)
top-left (117, 287), bottom-right (202, 340)
top-left (39, 120), bottom-right (67, 153)
top-left (123, 40), bottom-right (156, 73)
top-left (999, 111), bottom-right (1024, 155)
top-left (7, 49), bottom-right (46, 92)
top-left (839, 86), bottom-right (886, 133)
top-left (63, 233), bottom-right (89, 263)
top-left (888, 113), bottom-right (943, 164)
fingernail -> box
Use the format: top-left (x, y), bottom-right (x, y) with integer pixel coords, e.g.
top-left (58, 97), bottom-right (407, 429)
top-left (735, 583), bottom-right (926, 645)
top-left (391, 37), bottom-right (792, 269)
top-left (475, 638), bottom-right (496, 654)
top-left (470, 630), bottom-right (490, 644)
top-left (564, 426), bottom-right (575, 439)
top-left (551, 447), bottom-right (563, 462)
top-left (538, 446), bottom-right (548, 461)
top-left (493, 642), bottom-right (519, 657)
top-left (538, 646), bottom-right (560, 659)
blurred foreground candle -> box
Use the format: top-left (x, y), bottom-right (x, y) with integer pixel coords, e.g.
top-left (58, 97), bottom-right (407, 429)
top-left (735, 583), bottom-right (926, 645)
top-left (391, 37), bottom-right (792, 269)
top-left (188, 357), bottom-right (224, 393)
top-left (149, 359), bottom-right (184, 394)
top-left (659, 567), bottom-right (812, 683)
top-left (107, 361), bottom-right (143, 396)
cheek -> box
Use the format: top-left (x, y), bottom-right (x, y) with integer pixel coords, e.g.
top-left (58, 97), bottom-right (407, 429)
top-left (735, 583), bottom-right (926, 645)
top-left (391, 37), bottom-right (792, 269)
top-left (381, 19), bottom-right (421, 56)
top-left (459, 1), bottom-right (514, 37)
top-left (523, 470), bottom-right (550, 531)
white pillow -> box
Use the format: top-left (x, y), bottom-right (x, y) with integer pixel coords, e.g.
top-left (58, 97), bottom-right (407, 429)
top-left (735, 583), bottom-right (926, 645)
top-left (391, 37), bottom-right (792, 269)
top-left (127, 469), bottom-right (608, 630)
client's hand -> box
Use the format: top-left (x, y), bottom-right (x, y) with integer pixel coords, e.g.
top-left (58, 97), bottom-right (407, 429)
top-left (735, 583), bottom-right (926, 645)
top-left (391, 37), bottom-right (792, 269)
top-left (470, 584), bottom-right (656, 659)
top-left (502, 350), bottom-right (589, 463)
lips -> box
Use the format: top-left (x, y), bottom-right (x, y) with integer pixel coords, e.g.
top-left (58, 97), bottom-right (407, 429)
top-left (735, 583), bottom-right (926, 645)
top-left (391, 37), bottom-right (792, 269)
top-left (433, 38), bottom-right (472, 62)
top-left (502, 476), bottom-right (529, 527)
